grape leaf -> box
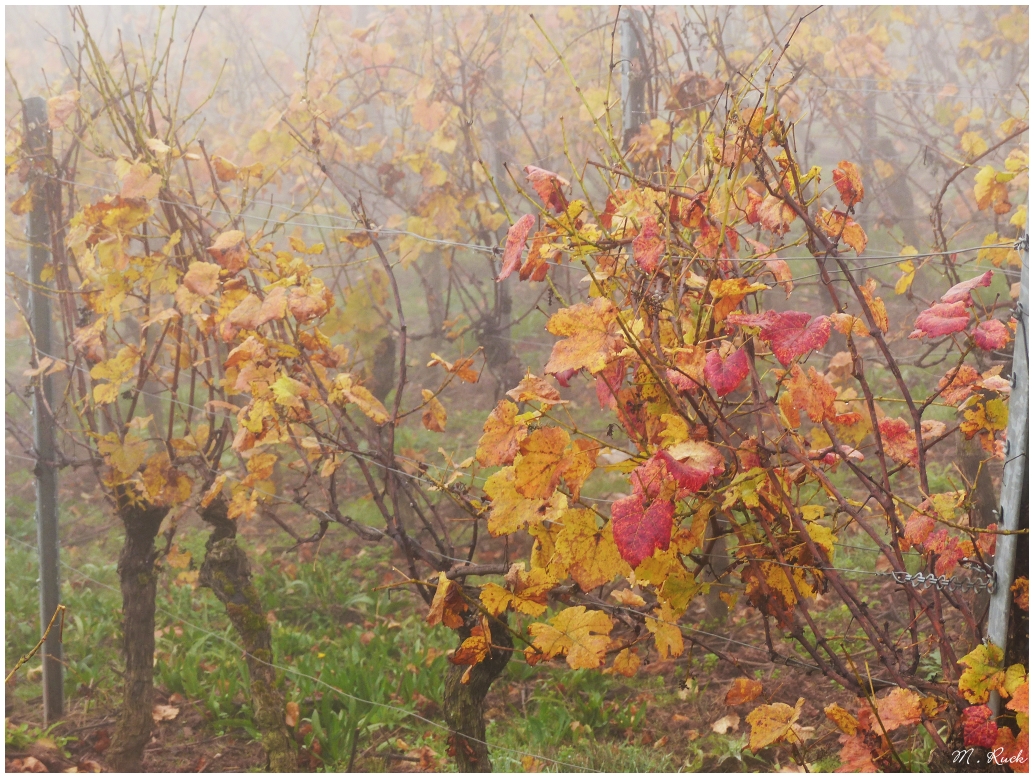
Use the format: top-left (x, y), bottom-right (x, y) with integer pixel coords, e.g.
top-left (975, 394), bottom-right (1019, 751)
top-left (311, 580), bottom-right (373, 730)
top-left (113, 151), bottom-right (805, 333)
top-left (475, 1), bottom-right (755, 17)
top-left (329, 374), bottom-right (390, 425)
top-left (658, 440), bottom-right (725, 492)
top-left (506, 373), bottom-right (566, 407)
top-left (874, 688), bottom-right (923, 733)
top-left (958, 642), bottom-right (1005, 703)
top-left (666, 346), bottom-right (706, 392)
top-left (207, 229), bottom-right (249, 273)
top-left (745, 698), bottom-right (805, 751)
top-left (498, 213), bottom-right (536, 281)
top-left (877, 417), bottom-right (918, 468)
top-left (528, 606), bottom-right (613, 669)
top-left (645, 601), bottom-right (684, 658)
top-left (426, 572), bottom-right (467, 628)
top-left (728, 310), bottom-right (831, 365)
top-left (941, 270), bottom-right (993, 305)
top-left (962, 705), bottom-right (998, 748)
top-left (972, 319), bottom-right (1010, 351)
top-left (483, 466), bottom-right (567, 536)
top-left (632, 214), bottom-right (665, 272)
top-left (476, 400), bottom-right (527, 467)
top-left (524, 165), bottom-right (570, 213)
top-left (909, 302), bottom-right (970, 339)
top-left (182, 261), bottom-right (221, 296)
top-left (420, 389), bottom-right (447, 432)
top-left (726, 678), bottom-right (764, 706)
top-left (704, 347), bottom-right (750, 396)
top-left (611, 493), bottom-right (674, 568)
top-left (544, 298), bottom-right (621, 375)
top-left (787, 364), bottom-right (837, 423)
top-left (555, 508), bottom-right (628, 591)
top-left (833, 160), bottom-right (865, 207)
top-left (824, 703), bottom-right (859, 735)
top-left (610, 647), bottom-right (641, 677)
top-left (514, 427), bottom-right (570, 499)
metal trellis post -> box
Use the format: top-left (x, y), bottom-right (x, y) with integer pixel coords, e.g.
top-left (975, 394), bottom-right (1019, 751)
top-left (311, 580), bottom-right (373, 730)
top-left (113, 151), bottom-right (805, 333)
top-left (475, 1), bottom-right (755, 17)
top-left (621, 7), bottom-right (646, 152)
top-left (987, 227), bottom-right (1028, 716)
top-left (23, 96), bottom-right (63, 723)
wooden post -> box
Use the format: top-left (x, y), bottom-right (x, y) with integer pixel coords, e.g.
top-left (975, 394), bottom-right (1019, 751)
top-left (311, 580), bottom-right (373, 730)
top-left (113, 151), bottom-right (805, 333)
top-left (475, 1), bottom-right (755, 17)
top-left (987, 228), bottom-right (1028, 716)
top-left (621, 8), bottom-right (646, 152)
top-left (23, 96), bottom-right (63, 724)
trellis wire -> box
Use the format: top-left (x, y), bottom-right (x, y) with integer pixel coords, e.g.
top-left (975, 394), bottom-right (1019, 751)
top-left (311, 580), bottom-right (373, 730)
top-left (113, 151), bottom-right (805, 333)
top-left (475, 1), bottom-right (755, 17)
top-left (38, 174), bottom-right (1019, 268)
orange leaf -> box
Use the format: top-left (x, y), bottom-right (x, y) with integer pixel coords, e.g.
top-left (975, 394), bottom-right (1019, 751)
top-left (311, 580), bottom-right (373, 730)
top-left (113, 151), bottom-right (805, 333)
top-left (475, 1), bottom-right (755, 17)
top-left (544, 298), bottom-right (621, 376)
top-left (476, 400), bottom-right (527, 467)
top-left (725, 678), bottom-right (763, 706)
top-left (832, 160), bottom-right (864, 207)
top-left (426, 572), bottom-right (467, 629)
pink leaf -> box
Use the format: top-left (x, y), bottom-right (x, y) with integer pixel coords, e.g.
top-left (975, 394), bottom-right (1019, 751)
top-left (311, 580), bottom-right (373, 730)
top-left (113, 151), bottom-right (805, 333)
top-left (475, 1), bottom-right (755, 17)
top-left (611, 493), bottom-right (674, 568)
top-left (941, 270), bottom-right (993, 306)
top-left (497, 214), bottom-right (535, 281)
top-left (632, 215), bottom-right (665, 273)
top-left (972, 319), bottom-right (1010, 351)
top-left (552, 367), bottom-right (579, 388)
top-left (657, 442), bottom-right (725, 493)
top-left (909, 302), bottom-right (970, 339)
top-left (704, 347), bottom-right (750, 397)
top-left (595, 359), bottom-right (625, 410)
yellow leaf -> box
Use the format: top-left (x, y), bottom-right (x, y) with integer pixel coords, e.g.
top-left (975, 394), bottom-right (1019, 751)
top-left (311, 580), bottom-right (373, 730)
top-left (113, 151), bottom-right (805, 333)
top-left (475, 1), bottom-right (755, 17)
top-left (824, 703), bottom-right (858, 735)
top-left (961, 131), bottom-right (989, 158)
top-left (544, 298), bottom-right (621, 375)
top-left (745, 698), bottom-right (804, 751)
top-left (529, 606), bottom-right (613, 669)
top-left (555, 509), bottom-right (629, 591)
top-left (513, 427), bottom-right (570, 499)
top-left (645, 601), bottom-right (684, 658)
top-left (271, 373), bottom-right (309, 409)
top-left (426, 572), bottom-right (467, 629)
top-left (329, 373), bottom-right (390, 425)
top-left (421, 389), bottom-right (447, 432)
top-left (96, 432), bottom-right (148, 477)
top-left (610, 647), bottom-right (641, 677)
top-left (483, 466), bottom-right (567, 536)
top-left (165, 545), bottom-right (192, 570)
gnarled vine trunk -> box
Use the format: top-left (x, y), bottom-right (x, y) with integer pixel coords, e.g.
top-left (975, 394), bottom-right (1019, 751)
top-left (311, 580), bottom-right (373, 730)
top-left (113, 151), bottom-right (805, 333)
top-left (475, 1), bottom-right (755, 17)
top-left (199, 500), bottom-right (296, 772)
top-left (106, 499), bottom-right (168, 772)
top-left (443, 613), bottom-right (513, 772)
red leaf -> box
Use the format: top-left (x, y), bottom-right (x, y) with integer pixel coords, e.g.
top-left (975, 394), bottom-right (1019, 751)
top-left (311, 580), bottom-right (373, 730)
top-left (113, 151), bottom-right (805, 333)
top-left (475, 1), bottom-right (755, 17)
top-left (941, 270), bottom-right (993, 306)
top-left (497, 214), bottom-right (535, 281)
top-left (728, 311), bottom-right (830, 365)
top-left (962, 705), bottom-right (998, 749)
top-left (704, 347), bottom-right (750, 396)
top-left (909, 302), bottom-right (970, 339)
top-left (524, 166), bottom-right (569, 213)
top-left (632, 215), bottom-right (665, 273)
top-left (765, 314), bottom-right (830, 365)
top-left (972, 319), bottom-right (1010, 351)
top-left (629, 456), bottom-right (669, 501)
top-left (611, 493), bottom-right (674, 568)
